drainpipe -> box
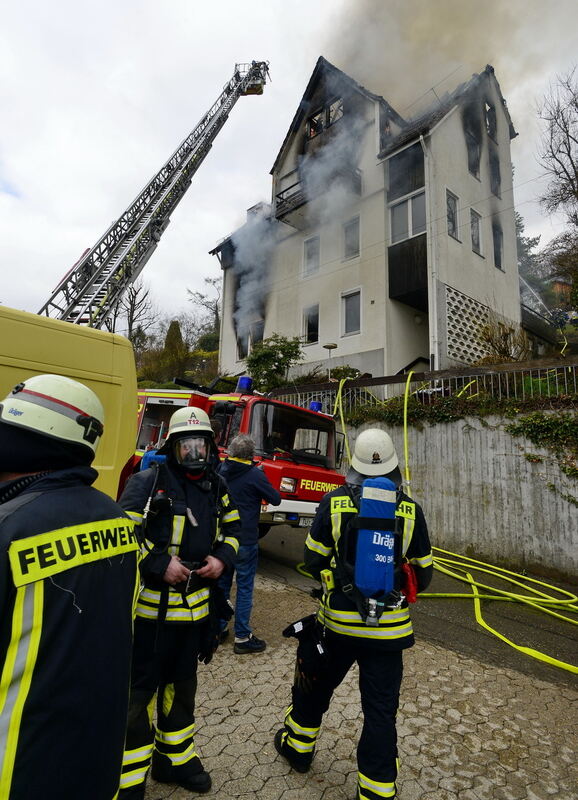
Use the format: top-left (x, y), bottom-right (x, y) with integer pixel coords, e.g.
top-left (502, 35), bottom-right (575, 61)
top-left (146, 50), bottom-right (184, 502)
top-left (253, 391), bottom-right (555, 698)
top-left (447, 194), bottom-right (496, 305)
top-left (420, 134), bottom-right (439, 371)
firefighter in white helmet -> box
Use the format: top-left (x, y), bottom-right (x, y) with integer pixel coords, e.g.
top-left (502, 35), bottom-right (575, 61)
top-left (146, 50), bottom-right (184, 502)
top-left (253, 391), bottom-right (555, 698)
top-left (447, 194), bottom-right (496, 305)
top-left (275, 428), bottom-right (433, 800)
top-left (119, 405), bottom-right (241, 799)
top-left (0, 374), bottom-right (140, 799)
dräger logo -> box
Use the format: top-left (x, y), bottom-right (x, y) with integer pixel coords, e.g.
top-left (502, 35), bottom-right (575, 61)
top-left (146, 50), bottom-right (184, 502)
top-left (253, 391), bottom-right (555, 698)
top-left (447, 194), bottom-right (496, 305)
top-left (8, 407), bottom-right (24, 416)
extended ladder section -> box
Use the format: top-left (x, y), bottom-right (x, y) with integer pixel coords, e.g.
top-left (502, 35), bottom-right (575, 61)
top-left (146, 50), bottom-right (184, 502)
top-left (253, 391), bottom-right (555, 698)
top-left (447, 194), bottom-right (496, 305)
top-left (39, 62), bottom-right (269, 328)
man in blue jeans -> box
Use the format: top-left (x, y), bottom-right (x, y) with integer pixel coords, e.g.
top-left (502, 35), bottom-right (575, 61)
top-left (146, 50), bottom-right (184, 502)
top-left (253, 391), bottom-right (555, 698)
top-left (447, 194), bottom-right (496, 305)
top-left (218, 434), bottom-right (281, 653)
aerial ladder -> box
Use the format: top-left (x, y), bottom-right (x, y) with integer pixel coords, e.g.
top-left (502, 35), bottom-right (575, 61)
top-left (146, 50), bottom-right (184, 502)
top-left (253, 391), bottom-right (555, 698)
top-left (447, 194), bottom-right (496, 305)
top-left (38, 62), bottom-right (269, 329)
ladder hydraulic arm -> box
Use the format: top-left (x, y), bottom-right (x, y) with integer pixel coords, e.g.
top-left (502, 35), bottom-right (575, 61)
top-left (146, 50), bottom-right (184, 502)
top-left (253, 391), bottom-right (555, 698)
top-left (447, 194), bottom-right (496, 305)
top-left (38, 61), bottom-right (269, 328)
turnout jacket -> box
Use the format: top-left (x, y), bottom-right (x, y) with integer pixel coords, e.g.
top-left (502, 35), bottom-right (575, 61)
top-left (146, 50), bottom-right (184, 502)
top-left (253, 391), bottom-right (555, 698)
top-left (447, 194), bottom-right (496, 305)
top-left (0, 467), bottom-right (140, 800)
top-left (305, 483), bottom-right (433, 650)
top-left (217, 458), bottom-right (281, 546)
top-left (120, 464), bottom-right (241, 623)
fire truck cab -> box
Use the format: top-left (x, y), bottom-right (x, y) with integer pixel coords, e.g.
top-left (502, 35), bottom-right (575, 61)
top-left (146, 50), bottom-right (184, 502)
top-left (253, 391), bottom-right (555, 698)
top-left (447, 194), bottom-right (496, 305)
top-left (136, 378), bottom-right (345, 529)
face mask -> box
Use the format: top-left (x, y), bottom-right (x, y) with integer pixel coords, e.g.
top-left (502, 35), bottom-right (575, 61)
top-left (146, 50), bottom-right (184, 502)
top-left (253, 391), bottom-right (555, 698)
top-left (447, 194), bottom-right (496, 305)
top-left (174, 436), bottom-right (209, 468)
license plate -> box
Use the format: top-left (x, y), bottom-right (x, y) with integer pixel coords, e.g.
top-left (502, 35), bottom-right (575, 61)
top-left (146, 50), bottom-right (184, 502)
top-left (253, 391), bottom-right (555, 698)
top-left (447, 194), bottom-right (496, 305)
top-left (298, 517), bottom-right (313, 527)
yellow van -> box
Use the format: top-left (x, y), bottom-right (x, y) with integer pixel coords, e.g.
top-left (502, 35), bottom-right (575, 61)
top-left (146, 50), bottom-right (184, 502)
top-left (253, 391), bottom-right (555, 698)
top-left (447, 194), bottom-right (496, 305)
top-left (0, 306), bottom-right (137, 498)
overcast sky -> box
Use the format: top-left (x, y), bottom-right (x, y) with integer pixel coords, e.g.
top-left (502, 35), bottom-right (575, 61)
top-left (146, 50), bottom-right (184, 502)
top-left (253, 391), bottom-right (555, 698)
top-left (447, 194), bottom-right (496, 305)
top-left (1, 0), bottom-right (576, 326)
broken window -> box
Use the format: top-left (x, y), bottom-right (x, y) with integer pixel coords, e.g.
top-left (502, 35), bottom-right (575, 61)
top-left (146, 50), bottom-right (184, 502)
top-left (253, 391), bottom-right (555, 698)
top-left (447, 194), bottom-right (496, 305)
top-left (465, 130), bottom-right (481, 177)
top-left (489, 148), bottom-right (501, 197)
top-left (305, 98), bottom-right (344, 139)
top-left (484, 102), bottom-right (497, 140)
top-left (391, 191), bottom-right (426, 244)
top-left (492, 223), bottom-right (503, 270)
top-left (306, 110), bottom-right (324, 139)
top-left (343, 216), bottom-right (360, 259)
top-left (342, 290), bottom-right (361, 335)
top-left (388, 143), bottom-right (425, 202)
top-left (303, 304), bottom-right (319, 344)
top-left (237, 330), bottom-right (249, 360)
top-left (447, 191), bottom-right (459, 240)
top-left (304, 236), bottom-right (320, 275)
top-left (251, 320), bottom-right (264, 346)
top-left (470, 210), bottom-right (482, 254)
top-left (327, 98), bottom-right (344, 126)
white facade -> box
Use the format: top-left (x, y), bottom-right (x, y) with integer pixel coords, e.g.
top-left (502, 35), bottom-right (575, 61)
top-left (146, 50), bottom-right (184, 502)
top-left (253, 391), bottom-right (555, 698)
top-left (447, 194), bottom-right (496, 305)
top-left (214, 59), bottom-right (520, 378)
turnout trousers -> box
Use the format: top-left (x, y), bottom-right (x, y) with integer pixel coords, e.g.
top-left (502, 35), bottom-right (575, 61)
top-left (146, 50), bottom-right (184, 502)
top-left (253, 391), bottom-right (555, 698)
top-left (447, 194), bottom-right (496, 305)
top-left (281, 632), bottom-right (403, 800)
top-left (119, 619), bottom-right (204, 794)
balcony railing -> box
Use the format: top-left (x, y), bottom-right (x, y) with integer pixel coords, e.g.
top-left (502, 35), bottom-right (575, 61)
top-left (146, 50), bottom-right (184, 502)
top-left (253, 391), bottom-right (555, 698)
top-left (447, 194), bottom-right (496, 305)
top-left (274, 166), bottom-right (362, 228)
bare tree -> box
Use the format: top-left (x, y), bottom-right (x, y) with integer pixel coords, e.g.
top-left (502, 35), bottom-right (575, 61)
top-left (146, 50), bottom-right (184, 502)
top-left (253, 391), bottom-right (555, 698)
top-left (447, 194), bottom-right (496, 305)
top-left (187, 276), bottom-right (222, 333)
top-left (538, 68), bottom-right (578, 228)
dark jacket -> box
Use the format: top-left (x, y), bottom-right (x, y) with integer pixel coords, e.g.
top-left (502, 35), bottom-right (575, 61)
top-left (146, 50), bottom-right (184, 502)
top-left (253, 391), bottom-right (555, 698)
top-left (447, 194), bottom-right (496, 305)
top-left (120, 462), bottom-right (241, 623)
top-left (304, 482), bottom-right (433, 651)
top-left (0, 467), bottom-right (139, 800)
top-left (217, 458), bottom-right (281, 546)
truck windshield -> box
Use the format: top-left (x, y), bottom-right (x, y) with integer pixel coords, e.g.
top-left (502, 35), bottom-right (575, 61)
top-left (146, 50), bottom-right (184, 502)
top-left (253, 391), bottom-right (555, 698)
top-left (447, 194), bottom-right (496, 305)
top-left (250, 401), bottom-right (335, 469)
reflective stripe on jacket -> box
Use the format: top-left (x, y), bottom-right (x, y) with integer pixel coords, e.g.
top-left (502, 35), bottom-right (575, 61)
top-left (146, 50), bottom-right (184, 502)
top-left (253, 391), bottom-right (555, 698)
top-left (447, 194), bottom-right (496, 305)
top-left (120, 464), bottom-right (241, 623)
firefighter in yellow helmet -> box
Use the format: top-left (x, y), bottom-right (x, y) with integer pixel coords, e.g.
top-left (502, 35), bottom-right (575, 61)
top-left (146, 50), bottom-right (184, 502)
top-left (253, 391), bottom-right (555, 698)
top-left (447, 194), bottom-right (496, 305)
top-left (119, 406), bottom-right (241, 798)
top-left (0, 374), bottom-right (140, 799)
top-left (274, 429), bottom-right (433, 800)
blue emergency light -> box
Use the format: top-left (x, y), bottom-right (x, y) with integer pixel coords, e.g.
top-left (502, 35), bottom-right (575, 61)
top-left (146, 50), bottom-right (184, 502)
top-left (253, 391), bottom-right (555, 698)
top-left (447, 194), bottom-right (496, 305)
top-left (309, 401), bottom-right (322, 412)
top-left (236, 376), bottom-right (254, 394)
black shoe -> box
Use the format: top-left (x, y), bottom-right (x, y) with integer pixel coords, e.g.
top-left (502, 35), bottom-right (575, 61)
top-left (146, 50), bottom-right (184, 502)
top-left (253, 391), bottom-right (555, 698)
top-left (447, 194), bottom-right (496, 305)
top-left (234, 634), bottom-right (266, 654)
top-left (274, 729), bottom-right (312, 773)
top-left (151, 752), bottom-right (211, 793)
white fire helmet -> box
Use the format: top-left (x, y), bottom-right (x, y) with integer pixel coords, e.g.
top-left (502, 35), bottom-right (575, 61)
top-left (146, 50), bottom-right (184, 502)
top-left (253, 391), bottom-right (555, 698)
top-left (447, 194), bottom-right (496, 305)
top-left (351, 429), bottom-right (398, 476)
top-left (0, 374), bottom-right (104, 456)
top-left (163, 406), bottom-right (213, 440)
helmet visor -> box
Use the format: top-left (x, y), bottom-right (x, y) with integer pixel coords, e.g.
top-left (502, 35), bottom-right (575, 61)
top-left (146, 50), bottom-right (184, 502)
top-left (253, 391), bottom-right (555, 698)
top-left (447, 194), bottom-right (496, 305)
top-left (174, 436), bottom-right (209, 467)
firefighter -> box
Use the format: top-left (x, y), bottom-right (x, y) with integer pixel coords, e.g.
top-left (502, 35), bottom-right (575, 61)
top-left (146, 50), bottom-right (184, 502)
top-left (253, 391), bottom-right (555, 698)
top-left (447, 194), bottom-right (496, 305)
top-left (119, 406), bottom-right (241, 799)
top-left (274, 429), bottom-right (433, 800)
top-left (0, 374), bottom-right (140, 800)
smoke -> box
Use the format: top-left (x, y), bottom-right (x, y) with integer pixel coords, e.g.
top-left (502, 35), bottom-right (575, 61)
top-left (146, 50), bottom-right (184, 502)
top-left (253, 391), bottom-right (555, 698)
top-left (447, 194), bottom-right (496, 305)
top-left (230, 206), bottom-right (278, 334)
top-left (323, 0), bottom-right (576, 121)
top-left (300, 106), bottom-right (367, 225)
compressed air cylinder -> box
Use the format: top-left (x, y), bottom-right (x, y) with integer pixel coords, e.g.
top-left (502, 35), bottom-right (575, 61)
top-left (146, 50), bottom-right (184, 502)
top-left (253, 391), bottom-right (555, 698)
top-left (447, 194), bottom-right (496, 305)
top-left (354, 477), bottom-right (397, 597)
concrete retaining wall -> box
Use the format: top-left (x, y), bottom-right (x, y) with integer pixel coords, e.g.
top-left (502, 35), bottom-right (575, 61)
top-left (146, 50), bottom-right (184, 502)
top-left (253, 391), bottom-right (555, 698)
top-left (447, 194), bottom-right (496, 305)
top-left (347, 416), bottom-right (578, 581)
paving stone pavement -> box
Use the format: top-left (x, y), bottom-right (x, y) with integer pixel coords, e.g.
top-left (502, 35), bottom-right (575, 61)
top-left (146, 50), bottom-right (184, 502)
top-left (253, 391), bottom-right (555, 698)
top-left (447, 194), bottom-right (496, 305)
top-left (144, 569), bottom-right (578, 800)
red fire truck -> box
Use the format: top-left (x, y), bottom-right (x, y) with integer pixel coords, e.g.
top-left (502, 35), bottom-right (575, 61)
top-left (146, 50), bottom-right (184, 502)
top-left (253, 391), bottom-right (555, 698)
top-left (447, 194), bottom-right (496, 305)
top-left (136, 377), bottom-right (345, 531)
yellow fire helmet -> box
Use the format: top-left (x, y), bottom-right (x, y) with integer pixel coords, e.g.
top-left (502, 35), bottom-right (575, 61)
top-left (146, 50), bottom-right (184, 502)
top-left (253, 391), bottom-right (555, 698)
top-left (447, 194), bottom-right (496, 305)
top-left (0, 373), bottom-right (104, 456)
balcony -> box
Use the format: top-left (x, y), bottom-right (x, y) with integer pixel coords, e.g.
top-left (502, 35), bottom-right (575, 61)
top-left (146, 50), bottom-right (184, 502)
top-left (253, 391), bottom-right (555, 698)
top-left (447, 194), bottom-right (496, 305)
top-left (388, 233), bottom-right (428, 312)
top-left (275, 166), bottom-right (362, 229)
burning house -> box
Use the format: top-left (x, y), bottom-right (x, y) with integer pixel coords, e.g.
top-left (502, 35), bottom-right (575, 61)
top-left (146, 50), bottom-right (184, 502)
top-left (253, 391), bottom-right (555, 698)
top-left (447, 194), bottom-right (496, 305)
top-left (211, 57), bottom-right (526, 378)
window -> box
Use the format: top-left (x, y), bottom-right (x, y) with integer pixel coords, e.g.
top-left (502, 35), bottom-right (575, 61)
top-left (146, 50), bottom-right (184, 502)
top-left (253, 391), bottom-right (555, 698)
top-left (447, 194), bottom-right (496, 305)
top-left (236, 321), bottom-right (264, 359)
top-left (343, 217), bottom-right (360, 259)
top-left (342, 290), bottom-right (360, 335)
top-left (489, 148), bottom-right (501, 197)
top-left (470, 210), bottom-right (482, 255)
top-left (328, 98), bottom-right (344, 126)
top-left (465, 130), bottom-right (481, 177)
top-left (492, 223), bottom-right (503, 270)
top-left (447, 191), bottom-right (459, 240)
top-left (304, 236), bottom-right (320, 275)
top-left (303, 304), bottom-right (319, 344)
top-left (388, 143), bottom-right (425, 201)
top-left (237, 330), bottom-right (249, 359)
top-left (305, 98), bottom-right (344, 139)
top-left (391, 191), bottom-right (426, 244)
top-left (484, 102), bottom-right (497, 140)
